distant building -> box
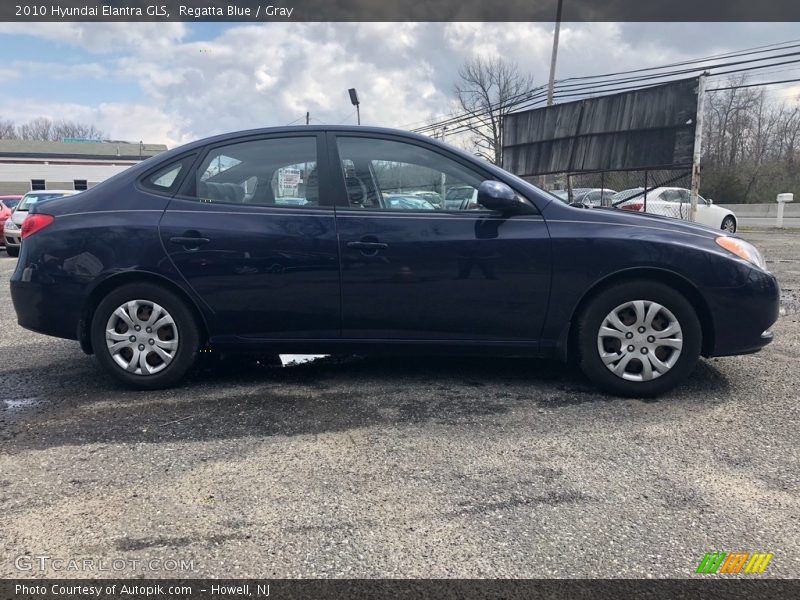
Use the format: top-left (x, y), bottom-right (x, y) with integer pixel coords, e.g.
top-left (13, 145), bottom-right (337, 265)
top-left (0, 139), bottom-right (168, 195)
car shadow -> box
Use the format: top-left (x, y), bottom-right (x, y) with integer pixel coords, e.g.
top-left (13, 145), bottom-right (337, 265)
top-left (1, 344), bottom-right (732, 453)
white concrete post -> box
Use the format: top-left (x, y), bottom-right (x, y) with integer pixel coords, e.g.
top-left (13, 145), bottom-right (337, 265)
top-left (690, 74), bottom-right (708, 223)
top-left (777, 193), bottom-right (793, 228)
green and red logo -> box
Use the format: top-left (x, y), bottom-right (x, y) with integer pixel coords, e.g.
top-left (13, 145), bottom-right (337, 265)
top-left (696, 552), bottom-right (773, 574)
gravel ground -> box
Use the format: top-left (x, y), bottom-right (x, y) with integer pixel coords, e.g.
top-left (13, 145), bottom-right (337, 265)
top-left (1, 230), bottom-right (798, 579)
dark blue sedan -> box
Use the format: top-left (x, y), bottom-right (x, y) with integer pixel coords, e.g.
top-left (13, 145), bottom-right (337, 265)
top-left (9, 126), bottom-right (779, 396)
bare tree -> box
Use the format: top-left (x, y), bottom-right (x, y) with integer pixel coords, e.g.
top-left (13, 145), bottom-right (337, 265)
top-left (17, 117), bottom-right (54, 141)
top-left (16, 117), bottom-right (104, 141)
top-left (0, 118), bottom-right (16, 139)
top-left (52, 120), bottom-right (104, 141)
top-left (703, 75), bottom-right (800, 203)
top-left (453, 57), bottom-right (533, 165)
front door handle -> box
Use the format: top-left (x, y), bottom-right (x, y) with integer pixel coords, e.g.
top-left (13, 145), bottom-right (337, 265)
top-left (346, 241), bottom-right (388, 251)
top-left (170, 235), bottom-right (210, 249)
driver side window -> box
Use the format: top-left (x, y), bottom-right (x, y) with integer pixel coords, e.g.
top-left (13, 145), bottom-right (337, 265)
top-left (336, 136), bottom-right (486, 211)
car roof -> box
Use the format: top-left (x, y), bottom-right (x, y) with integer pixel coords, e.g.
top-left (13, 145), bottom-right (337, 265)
top-left (170, 125), bottom-right (453, 155)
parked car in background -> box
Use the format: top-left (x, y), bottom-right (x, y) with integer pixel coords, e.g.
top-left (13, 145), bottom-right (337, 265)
top-left (0, 196), bottom-right (23, 247)
top-left (4, 190), bottom-right (77, 256)
top-left (444, 185), bottom-right (478, 210)
top-left (10, 126), bottom-right (778, 397)
top-left (612, 187), bottom-right (737, 232)
top-left (410, 190), bottom-right (443, 208)
top-left (384, 194), bottom-right (436, 210)
top-left (552, 188), bottom-right (617, 208)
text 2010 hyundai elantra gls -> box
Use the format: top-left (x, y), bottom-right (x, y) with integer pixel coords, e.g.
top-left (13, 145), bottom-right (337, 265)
top-left (10, 126), bottom-right (779, 396)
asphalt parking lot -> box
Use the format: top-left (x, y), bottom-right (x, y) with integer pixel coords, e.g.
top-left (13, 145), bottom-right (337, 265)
top-left (1, 229), bottom-right (799, 579)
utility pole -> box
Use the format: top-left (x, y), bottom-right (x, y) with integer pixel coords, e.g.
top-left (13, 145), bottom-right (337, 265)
top-left (546, 0), bottom-right (563, 106)
top-left (689, 73), bottom-right (708, 223)
top-left (541, 0), bottom-right (563, 189)
top-left (306, 111), bottom-right (309, 125)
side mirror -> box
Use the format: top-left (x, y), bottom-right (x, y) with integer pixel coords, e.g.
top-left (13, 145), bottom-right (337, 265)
top-left (477, 180), bottom-right (524, 212)
top-left (707, 198), bottom-right (713, 205)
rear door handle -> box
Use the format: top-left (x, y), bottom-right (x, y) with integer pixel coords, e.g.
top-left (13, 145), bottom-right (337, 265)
top-left (346, 241), bottom-right (388, 250)
top-left (170, 236), bottom-right (210, 249)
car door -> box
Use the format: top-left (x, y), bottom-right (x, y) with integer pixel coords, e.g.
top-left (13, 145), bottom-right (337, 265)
top-left (158, 133), bottom-right (341, 340)
top-left (329, 132), bottom-right (551, 343)
top-left (691, 194), bottom-right (718, 228)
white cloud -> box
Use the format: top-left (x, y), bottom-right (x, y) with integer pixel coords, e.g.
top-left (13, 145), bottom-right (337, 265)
top-left (1, 22), bottom-right (797, 148)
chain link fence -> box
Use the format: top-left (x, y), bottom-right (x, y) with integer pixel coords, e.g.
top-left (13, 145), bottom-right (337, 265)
top-left (537, 169), bottom-right (694, 221)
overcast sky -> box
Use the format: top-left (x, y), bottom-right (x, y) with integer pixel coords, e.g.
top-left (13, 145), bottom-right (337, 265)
top-left (0, 22), bottom-right (798, 147)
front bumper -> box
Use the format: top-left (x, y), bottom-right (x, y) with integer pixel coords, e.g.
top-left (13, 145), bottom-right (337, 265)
top-left (706, 267), bottom-right (780, 357)
top-left (4, 229), bottom-right (20, 248)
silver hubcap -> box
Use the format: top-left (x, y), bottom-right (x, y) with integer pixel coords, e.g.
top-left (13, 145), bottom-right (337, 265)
top-left (105, 300), bottom-right (179, 376)
top-left (597, 300), bottom-right (683, 382)
top-left (723, 219), bottom-right (735, 233)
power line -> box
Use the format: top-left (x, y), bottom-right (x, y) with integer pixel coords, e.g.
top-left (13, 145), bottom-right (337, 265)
top-left (414, 47), bottom-right (800, 137)
top-left (708, 77), bottom-right (800, 91)
top-left (403, 38), bottom-right (800, 131)
top-left (409, 39), bottom-right (800, 133)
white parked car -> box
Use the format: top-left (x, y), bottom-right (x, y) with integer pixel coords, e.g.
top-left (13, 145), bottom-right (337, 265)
top-left (552, 187), bottom-right (617, 208)
top-left (612, 187), bottom-right (737, 233)
top-left (4, 190), bottom-right (78, 256)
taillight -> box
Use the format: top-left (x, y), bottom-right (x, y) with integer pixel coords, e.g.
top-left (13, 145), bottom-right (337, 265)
top-left (622, 202), bottom-right (644, 212)
top-left (21, 214), bottom-right (55, 239)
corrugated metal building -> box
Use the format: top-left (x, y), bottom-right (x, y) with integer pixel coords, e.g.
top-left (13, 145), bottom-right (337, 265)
top-left (0, 139), bottom-right (168, 194)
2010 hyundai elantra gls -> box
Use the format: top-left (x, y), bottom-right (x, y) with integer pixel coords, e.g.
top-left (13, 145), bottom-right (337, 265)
top-left (9, 126), bottom-right (779, 396)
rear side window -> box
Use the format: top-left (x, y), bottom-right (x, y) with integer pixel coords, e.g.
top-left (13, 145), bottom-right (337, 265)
top-left (186, 136), bottom-right (320, 208)
top-left (140, 156), bottom-right (195, 195)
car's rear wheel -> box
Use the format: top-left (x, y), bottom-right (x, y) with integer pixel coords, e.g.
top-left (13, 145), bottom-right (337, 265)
top-left (6, 246), bottom-right (19, 257)
top-left (721, 216), bottom-right (736, 233)
top-left (90, 282), bottom-right (200, 389)
top-left (577, 281), bottom-right (702, 397)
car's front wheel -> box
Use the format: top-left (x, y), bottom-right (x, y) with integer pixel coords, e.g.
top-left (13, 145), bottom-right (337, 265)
top-left (721, 216), bottom-right (736, 233)
top-left (6, 246), bottom-right (19, 257)
top-left (577, 281), bottom-right (702, 397)
top-left (90, 282), bottom-right (200, 389)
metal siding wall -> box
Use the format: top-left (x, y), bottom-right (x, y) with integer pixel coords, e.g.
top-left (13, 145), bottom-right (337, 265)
top-left (503, 78), bottom-right (699, 176)
top-left (0, 182), bottom-right (28, 195)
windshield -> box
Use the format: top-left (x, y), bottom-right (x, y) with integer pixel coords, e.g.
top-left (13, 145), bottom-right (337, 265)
top-left (611, 188), bottom-right (646, 205)
top-left (1, 198), bottom-right (20, 210)
top-left (18, 192), bottom-right (69, 210)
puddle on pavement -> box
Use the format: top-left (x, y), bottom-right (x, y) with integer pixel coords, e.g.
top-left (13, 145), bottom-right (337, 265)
top-left (279, 354), bottom-right (329, 367)
top-left (3, 397), bottom-right (41, 411)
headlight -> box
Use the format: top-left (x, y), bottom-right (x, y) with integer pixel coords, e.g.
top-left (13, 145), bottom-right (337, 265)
top-left (4, 220), bottom-right (19, 231)
top-left (716, 236), bottom-right (767, 270)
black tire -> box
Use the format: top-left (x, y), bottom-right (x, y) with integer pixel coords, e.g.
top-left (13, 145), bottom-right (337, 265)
top-left (6, 246), bottom-right (19, 257)
top-left (90, 282), bottom-right (200, 389)
top-left (721, 216), bottom-right (736, 233)
top-left (577, 281), bottom-right (702, 397)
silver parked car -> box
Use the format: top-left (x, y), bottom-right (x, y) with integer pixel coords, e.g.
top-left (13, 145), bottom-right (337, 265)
top-left (4, 190), bottom-right (77, 257)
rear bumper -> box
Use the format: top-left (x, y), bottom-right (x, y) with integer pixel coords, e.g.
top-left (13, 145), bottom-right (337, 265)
top-left (706, 268), bottom-right (780, 357)
top-left (10, 272), bottom-right (83, 341)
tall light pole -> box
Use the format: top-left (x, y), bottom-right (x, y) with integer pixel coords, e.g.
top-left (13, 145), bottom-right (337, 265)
top-left (348, 88), bottom-right (361, 125)
top-left (547, 0), bottom-right (564, 107)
